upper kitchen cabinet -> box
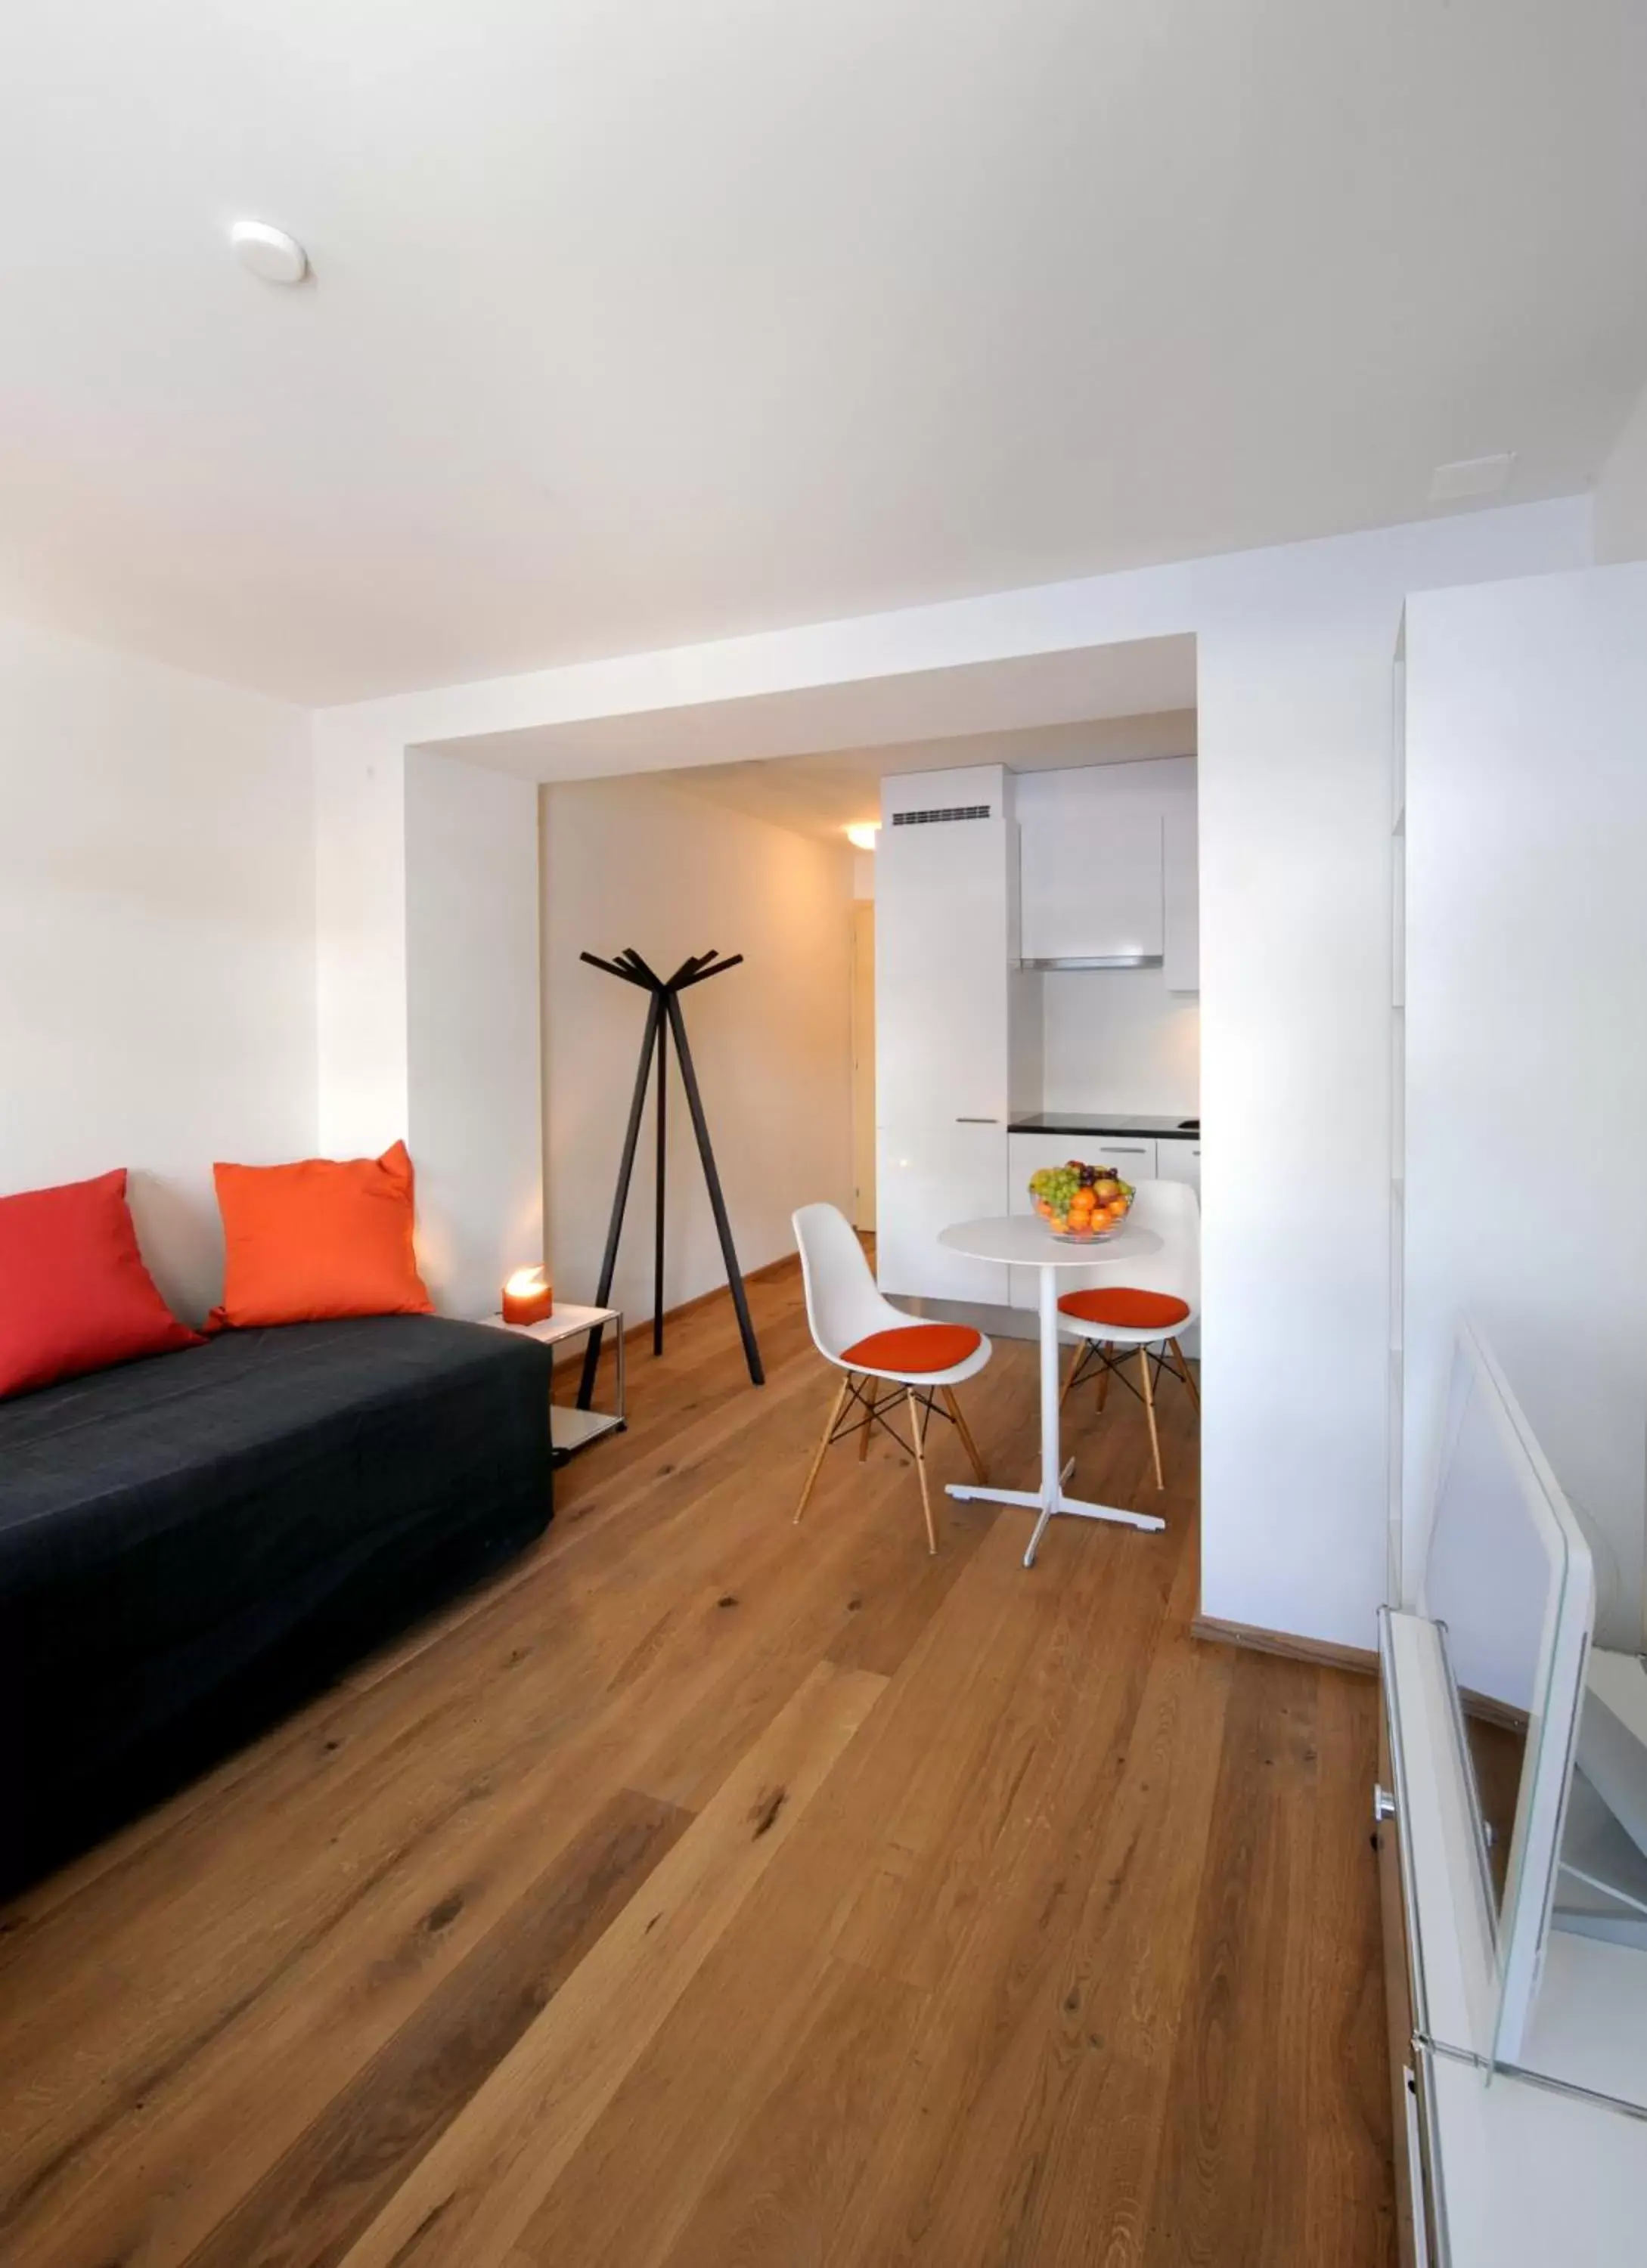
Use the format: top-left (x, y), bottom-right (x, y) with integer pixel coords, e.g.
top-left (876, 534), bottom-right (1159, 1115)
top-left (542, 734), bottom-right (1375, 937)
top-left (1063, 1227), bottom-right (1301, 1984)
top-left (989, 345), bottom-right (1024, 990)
top-left (1019, 807), bottom-right (1164, 965)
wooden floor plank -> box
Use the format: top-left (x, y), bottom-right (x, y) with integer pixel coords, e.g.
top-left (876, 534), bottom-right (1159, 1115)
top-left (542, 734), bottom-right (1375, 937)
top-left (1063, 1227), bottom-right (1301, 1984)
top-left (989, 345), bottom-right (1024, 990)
top-left (0, 1265), bottom-right (1391, 2268)
top-left (0, 1340), bottom-right (858, 2224)
top-left (507, 1511), bottom-right (1059, 2267)
top-left (870, 1535), bottom-right (1233, 2267)
top-left (1145, 1651), bottom-right (1392, 2268)
top-left (0, 1487), bottom-right (898, 2263)
top-left (334, 1657), bottom-right (889, 2266)
top-left (183, 1787), bottom-right (692, 2268)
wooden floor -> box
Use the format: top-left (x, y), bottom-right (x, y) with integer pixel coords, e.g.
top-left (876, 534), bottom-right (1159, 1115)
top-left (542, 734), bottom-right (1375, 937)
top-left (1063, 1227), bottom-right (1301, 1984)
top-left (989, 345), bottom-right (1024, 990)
top-left (0, 1263), bottom-right (1394, 2266)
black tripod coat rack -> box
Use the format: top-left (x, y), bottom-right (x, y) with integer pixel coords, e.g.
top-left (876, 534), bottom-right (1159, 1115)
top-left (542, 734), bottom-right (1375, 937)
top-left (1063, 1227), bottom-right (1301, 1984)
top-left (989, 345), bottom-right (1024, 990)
top-left (575, 945), bottom-right (765, 1408)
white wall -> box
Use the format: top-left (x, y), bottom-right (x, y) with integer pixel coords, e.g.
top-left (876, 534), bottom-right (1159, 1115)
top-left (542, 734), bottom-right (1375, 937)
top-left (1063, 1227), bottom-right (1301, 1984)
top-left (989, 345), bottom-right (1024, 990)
top-left (1595, 383), bottom-right (1647, 566)
top-left (0, 618), bottom-right (315, 1319)
top-left (312, 720), bottom-right (408, 1159)
top-left (1018, 757), bottom-right (1200, 1117)
top-left (317, 495), bottom-right (1593, 1651)
top-left (1040, 968), bottom-right (1200, 1117)
top-left (542, 777), bottom-right (853, 1326)
top-left (1403, 564), bottom-right (1647, 1651)
top-left (405, 749), bottom-right (542, 1318)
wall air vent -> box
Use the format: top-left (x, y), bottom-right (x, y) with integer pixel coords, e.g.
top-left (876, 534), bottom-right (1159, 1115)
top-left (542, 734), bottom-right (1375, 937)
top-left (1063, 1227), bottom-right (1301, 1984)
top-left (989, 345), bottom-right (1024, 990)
top-left (890, 804), bottom-right (992, 827)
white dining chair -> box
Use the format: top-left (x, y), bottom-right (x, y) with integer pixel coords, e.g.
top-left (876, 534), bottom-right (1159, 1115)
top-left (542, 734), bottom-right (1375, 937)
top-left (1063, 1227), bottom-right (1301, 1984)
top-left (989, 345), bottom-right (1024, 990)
top-left (791, 1201), bottom-right (991, 1553)
top-left (1055, 1179), bottom-right (1200, 1492)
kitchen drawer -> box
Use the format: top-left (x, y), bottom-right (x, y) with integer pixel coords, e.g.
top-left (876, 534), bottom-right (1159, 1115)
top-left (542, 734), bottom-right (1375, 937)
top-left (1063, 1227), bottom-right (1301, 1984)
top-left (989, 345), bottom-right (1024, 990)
top-left (1006, 1132), bottom-right (1157, 1312)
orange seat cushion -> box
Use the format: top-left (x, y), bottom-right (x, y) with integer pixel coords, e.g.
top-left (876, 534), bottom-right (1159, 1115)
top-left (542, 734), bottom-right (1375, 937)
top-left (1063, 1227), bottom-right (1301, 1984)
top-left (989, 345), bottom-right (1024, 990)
top-left (839, 1322), bottom-right (982, 1374)
top-left (1057, 1287), bottom-right (1190, 1331)
top-left (210, 1142), bottom-right (433, 1328)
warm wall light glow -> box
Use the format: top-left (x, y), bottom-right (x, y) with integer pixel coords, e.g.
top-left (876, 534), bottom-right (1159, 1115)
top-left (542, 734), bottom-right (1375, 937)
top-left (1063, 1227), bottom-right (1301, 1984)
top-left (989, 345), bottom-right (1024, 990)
top-left (501, 1265), bottom-right (553, 1325)
top-left (845, 823), bottom-right (879, 851)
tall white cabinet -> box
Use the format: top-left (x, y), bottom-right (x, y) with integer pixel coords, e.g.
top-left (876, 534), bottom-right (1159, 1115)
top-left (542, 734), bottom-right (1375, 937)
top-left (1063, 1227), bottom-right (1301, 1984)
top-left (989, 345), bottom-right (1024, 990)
top-left (876, 766), bottom-right (1040, 1306)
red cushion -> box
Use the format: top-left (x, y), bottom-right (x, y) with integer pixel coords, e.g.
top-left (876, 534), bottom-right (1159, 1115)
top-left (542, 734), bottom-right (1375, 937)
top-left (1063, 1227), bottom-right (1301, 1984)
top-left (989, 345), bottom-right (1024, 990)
top-left (1056, 1287), bottom-right (1190, 1331)
top-left (0, 1169), bottom-right (201, 1399)
top-left (839, 1322), bottom-right (982, 1374)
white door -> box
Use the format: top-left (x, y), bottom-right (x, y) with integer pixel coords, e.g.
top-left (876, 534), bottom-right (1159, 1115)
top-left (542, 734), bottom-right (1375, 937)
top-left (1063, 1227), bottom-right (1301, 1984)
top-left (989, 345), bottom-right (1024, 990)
top-left (1006, 1133), bottom-right (1158, 1310)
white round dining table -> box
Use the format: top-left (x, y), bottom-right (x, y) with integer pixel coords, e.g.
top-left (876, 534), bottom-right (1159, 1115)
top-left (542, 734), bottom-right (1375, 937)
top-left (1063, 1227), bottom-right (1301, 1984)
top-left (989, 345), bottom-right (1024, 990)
top-left (937, 1213), bottom-right (1168, 1567)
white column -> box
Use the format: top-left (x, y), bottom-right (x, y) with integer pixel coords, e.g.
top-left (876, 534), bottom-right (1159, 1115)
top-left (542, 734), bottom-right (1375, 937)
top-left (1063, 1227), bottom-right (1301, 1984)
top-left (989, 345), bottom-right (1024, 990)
top-left (312, 720), bottom-right (543, 1319)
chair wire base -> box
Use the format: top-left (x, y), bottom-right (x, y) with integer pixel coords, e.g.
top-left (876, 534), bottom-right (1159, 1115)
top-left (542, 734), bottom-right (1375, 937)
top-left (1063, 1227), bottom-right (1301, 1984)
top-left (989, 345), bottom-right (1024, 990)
top-left (828, 1374), bottom-right (957, 1460)
top-left (1064, 1337), bottom-right (1182, 1405)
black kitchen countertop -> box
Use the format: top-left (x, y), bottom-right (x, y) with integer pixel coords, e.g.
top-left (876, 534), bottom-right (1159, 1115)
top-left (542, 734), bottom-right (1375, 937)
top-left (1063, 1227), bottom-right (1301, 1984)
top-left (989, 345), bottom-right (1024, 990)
top-left (1006, 1112), bottom-right (1199, 1140)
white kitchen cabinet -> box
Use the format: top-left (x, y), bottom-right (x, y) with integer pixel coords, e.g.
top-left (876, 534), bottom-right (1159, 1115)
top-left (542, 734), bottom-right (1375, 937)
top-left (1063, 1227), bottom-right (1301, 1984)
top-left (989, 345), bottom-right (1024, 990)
top-left (1163, 802), bottom-right (1199, 991)
top-left (1154, 1139), bottom-right (1201, 1355)
top-left (1019, 810), bottom-right (1164, 963)
top-left (1006, 1132), bottom-right (1158, 1312)
top-left (880, 1120), bottom-right (1010, 1303)
top-left (1154, 1137), bottom-right (1200, 1194)
top-left (876, 765), bottom-right (1017, 1305)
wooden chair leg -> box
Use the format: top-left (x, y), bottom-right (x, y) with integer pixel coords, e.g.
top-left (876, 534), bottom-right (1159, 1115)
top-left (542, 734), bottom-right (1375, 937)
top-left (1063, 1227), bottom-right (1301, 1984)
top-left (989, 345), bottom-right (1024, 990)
top-left (1169, 1336), bottom-right (1201, 1412)
top-left (858, 1379), bottom-right (873, 1460)
top-left (1059, 1340), bottom-right (1086, 1409)
top-left (942, 1385), bottom-right (988, 1484)
top-left (907, 1389), bottom-right (938, 1555)
top-left (794, 1374), bottom-right (851, 1524)
top-left (1138, 1346), bottom-right (1165, 1492)
top-left (1096, 1342), bottom-right (1113, 1413)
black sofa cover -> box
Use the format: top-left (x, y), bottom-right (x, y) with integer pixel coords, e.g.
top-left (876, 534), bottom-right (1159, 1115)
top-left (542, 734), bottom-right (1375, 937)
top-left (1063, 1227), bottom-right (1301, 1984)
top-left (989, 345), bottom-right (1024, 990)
top-left (0, 1316), bottom-right (554, 1894)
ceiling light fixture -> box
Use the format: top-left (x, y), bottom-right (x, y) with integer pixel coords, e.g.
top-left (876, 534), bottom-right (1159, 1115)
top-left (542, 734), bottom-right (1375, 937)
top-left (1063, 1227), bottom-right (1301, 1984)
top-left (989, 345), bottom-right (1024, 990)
top-left (845, 823), bottom-right (879, 851)
top-left (229, 219), bottom-right (309, 286)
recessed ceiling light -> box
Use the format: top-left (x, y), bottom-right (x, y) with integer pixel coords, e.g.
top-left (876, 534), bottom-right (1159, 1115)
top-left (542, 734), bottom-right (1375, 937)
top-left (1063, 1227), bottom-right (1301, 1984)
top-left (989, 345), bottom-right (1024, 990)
top-left (845, 823), bottom-right (879, 851)
top-left (1428, 453), bottom-right (1515, 503)
top-left (229, 219), bottom-right (309, 286)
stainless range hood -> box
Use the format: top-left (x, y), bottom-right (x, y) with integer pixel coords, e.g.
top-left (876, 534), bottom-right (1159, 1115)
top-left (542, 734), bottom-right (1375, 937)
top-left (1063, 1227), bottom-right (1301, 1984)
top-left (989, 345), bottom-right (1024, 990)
top-left (1019, 953), bottom-right (1164, 971)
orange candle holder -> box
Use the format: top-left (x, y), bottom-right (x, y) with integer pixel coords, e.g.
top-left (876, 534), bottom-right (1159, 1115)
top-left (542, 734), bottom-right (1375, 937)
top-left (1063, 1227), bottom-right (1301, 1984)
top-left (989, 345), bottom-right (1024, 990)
top-left (501, 1266), bottom-right (553, 1325)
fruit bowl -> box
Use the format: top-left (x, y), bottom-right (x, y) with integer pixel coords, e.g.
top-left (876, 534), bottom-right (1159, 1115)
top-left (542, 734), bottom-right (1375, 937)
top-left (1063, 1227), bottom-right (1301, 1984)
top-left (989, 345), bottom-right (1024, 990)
top-left (1028, 1160), bottom-right (1136, 1242)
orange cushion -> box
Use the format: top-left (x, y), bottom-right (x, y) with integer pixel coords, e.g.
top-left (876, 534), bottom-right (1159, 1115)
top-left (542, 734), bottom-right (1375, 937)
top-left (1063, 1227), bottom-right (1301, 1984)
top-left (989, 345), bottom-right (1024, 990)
top-left (1057, 1287), bottom-right (1190, 1331)
top-left (839, 1322), bottom-right (982, 1374)
top-left (210, 1142), bottom-right (433, 1328)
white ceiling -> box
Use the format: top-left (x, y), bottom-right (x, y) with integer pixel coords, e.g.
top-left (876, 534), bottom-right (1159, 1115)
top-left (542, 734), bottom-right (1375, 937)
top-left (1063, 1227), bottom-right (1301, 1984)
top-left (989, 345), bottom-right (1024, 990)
top-left (430, 630), bottom-right (1197, 779)
top-left (5, 2), bottom-right (1647, 705)
top-left (662, 711), bottom-right (1199, 842)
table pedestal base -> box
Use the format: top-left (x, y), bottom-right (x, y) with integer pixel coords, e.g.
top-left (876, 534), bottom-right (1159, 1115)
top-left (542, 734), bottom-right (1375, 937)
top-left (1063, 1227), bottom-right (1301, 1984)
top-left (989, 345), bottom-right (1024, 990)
top-left (947, 1469), bottom-right (1166, 1567)
top-left (933, 1222), bottom-right (1173, 1573)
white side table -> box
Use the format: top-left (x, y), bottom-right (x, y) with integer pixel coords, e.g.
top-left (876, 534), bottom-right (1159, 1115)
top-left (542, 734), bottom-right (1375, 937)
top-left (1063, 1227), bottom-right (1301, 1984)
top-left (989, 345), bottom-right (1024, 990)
top-left (938, 1214), bottom-right (1168, 1566)
top-left (482, 1303), bottom-right (627, 1462)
